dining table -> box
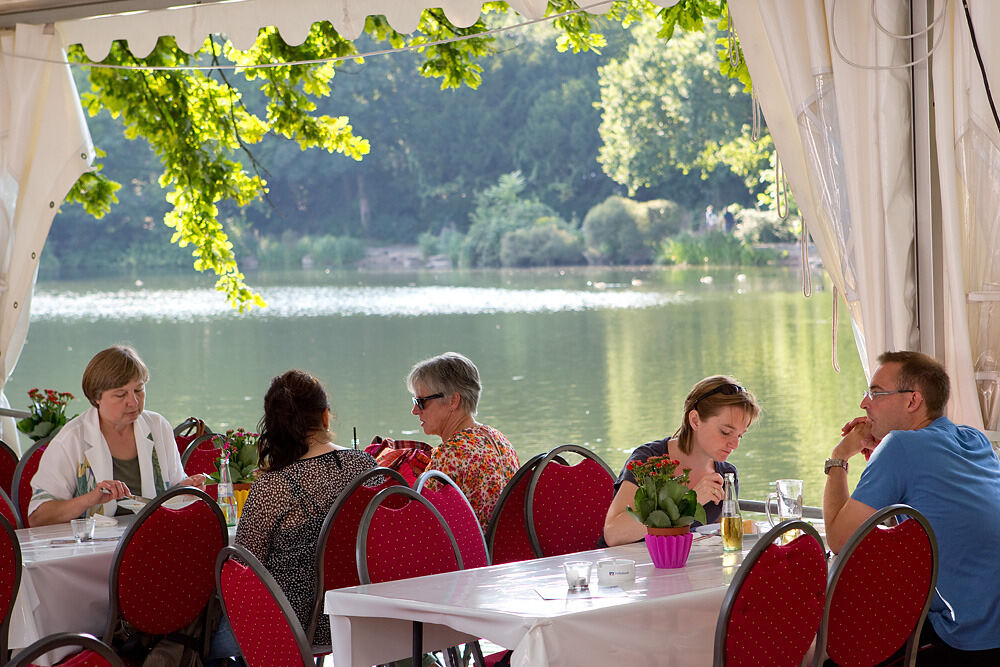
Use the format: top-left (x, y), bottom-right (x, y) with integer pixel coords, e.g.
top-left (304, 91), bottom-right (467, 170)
top-left (324, 533), bottom-right (754, 667)
top-left (8, 517), bottom-right (131, 664)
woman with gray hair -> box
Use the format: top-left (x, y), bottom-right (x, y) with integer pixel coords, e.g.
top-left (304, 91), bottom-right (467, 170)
top-left (407, 351), bottom-right (519, 529)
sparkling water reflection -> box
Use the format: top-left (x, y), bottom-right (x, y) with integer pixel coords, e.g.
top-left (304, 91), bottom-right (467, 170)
top-left (10, 266), bottom-right (865, 507)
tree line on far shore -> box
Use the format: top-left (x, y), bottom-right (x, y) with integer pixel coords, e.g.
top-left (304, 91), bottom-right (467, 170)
top-left (44, 10), bottom-right (799, 283)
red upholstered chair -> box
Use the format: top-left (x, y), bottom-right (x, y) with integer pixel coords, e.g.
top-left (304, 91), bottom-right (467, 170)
top-left (525, 444), bottom-right (615, 557)
top-left (0, 513), bottom-right (22, 658)
top-left (813, 504), bottom-right (938, 667)
top-left (484, 453), bottom-right (545, 565)
top-left (357, 486), bottom-right (464, 667)
top-left (0, 438), bottom-right (19, 497)
top-left (8, 632), bottom-right (124, 667)
top-left (173, 417), bottom-right (211, 457)
top-left (216, 544), bottom-right (313, 667)
top-left (416, 470), bottom-right (490, 569)
top-left (306, 466), bottom-right (407, 647)
top-left (180, 434), bottom-right (220, 500)
top-left (12, 435), bottom-right (52, 527)
top-left (714, 520), bottom-right (827, 667)
top-left (102, 486), bottom-right (227, 654)
top-left (0, 487), bottom-right (21, 528)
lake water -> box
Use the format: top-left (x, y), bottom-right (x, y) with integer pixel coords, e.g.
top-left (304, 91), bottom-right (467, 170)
top-left (6, 265), bottom-right (866, 507)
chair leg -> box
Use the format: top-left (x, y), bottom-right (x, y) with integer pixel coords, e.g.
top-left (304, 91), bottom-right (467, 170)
top-left (470, 641), bottom-right (486, 667)
top-left (413, 621), bottom-right (423, 667)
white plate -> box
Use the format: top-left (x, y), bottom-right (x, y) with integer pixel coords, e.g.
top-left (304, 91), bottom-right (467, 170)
top-left (695, 523), bottom-right (721, 535)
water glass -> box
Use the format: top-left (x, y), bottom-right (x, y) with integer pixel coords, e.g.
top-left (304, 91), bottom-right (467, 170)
top-left (70, 517), bottom-right (96, 542)
top-left (765, 479), bottom-right (803, 526)
top-left (563, 560), bottom-right (592, 590)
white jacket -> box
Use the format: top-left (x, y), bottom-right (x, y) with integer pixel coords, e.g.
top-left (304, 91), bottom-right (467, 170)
top-left (28, 406), bottom-right (186, 517)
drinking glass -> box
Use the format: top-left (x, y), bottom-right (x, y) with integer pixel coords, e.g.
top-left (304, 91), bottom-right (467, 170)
top-left (563, 561), bottom-right (592, 590)
top-left (765, 479), bottom-right (803, 526)
top-left (70, 517), bottom-right (96, 542)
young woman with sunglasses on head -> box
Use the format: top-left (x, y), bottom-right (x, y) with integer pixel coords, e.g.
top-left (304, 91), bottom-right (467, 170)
top-left (407, 351), bottom-right (520, 531)
top-left (603, 376), bottom-right (760, 547)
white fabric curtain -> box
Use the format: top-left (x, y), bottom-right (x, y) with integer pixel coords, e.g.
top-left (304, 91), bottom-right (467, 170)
top-left (731, 0), bottom-right (999, 428)
top-left (0, 23), bottom-right (93, 454)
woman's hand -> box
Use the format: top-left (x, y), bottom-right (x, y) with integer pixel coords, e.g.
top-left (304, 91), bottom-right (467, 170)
top-left (178, 473), bottom-right (208, 490)
top-left (690, 471), bottom-right (725, 506)
top-left (90, 479), bottom-right (131, 504)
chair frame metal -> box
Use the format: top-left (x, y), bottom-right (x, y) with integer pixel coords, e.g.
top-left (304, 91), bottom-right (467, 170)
top-left (307, 466), bottom-right (408, 646)
top-left (7, 631), bottom-right (124, 667)
top-left (356, 485), bottom-right (464, 667)
top-left (483, 452), bottom-right (545, 563)
top-left (524, 444), bottom-right (615, 558)
top-left (102, 485), bottom-right (227, 647)
top-left (812, 504), bottom-right (939, 667)
top-left (0, 513), bottom-right (22, 658)
top-left (11, 435), bottom-right (53, 527)
top-left (713, 519), bottom-right (825, 666)
top-left (0, 486), bottom-right (22, 529)
top-left (216, 544), bottom-right (313, 667)
top-left (416, 469), bottom-right (491, 568)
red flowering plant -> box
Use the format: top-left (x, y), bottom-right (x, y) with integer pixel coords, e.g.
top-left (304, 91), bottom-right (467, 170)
top-left (17, 388), bottom-right (78, 441)
top-left (626, 455), bottom-right (707, 528)
top-left (207, 428), bottom-right (260, 484)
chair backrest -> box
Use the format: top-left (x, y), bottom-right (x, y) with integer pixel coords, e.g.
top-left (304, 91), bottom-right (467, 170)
top-left (180, 433), bottom-right (220, 476)
top-left (815, 504), bottom-right (938, 667)
top-left (484, 453), bottom-right (544, 565)
top-left (356, 486), bottom-right (463, 585)
top-left (0, 438), bottom-right (19, 497)
top-left (103, 486), bottom-right (227, 640)
top-left (525, 444), bottom-right (615, 557)
top-left (12, 435), bottom-right (52, 527)
top-left (216, 544), bottom-right (312, 667)
top-left (0, 513), bottom-right (23, 657)
top-left (307, 467), bottom-right (407, 644)
top-left (416, 470), bottom-right (490, 569)
top-left (174, 417), bottom-right (211, 457)
top-left (8, 632), bottom-right (124, 667)
top-left (714, 520), bottom-right (827, 667)
top-left (0, 487), bottom-right (21, 529)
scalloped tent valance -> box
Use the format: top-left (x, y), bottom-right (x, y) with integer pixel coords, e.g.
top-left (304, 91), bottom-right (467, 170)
top-left (0, 0), bottom-right (673, 61)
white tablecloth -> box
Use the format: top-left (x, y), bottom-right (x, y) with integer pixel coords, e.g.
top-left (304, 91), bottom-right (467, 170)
top-left (8, 520), bottom-right (128, 664)
top-left (325, 537), bottom-right (746, 667)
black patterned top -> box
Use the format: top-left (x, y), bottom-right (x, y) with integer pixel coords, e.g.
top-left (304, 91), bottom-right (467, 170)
top-left (235, 448), bottom-right (377, 646)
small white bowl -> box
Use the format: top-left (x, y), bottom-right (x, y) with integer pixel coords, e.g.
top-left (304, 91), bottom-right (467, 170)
top-left (597, 558), bottom-right (636, 586)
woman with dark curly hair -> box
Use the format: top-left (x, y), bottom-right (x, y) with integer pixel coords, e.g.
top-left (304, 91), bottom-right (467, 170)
top-left (210, 370), bottom-right (376, 661)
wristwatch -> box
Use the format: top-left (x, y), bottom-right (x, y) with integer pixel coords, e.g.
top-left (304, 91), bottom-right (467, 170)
top-left (824, 458), bottom-right (849, 475)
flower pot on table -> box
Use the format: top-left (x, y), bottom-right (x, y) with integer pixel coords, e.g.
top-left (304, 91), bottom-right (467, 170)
top-left (233, 483), bottom-right (252, 517)
top-left (645, 526), bottom-right (693, 568)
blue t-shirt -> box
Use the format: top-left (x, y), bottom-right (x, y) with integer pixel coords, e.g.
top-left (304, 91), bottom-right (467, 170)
top-left (852, 416), bottom-right (1000, 650)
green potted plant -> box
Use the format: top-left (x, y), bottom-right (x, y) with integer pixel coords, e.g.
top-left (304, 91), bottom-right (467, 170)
top-left (208, 428), bottom-right (259, 517)
top-left (17, 388), bottom-right (78, 441)
top-left (625, 454), bottom-right (707, 568)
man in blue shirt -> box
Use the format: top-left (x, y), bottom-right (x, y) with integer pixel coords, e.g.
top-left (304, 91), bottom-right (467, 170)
top-left (824, 351), bottom-right (1000, 663)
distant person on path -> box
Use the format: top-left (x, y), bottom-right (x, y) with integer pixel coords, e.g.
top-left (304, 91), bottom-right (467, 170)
top-left (28, 345), bottom-right (206, 527)
top-left (603, 376), bottom-right (760, 547)
top-left (407, 351), bottom-right (520, 530)
top-left (824, 351), bottom-right (1000, 662)
top-left (723, 209), bottom-right (736, 233)
top-left (705, 205), bottom-right (719, 231)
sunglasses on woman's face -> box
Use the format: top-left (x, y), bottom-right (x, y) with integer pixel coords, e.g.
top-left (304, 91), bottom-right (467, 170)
top-left (412, 393), bottom-right (444, 410)
top-left (692, 383), bottom-right (746, 408)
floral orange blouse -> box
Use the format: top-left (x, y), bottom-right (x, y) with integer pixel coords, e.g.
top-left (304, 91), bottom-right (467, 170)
top-left (427, 423), bottom-right (519, 530)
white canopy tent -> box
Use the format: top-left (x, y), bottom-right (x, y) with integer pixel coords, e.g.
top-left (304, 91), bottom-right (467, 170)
top-left (0, 0), bottom-right (996, 452)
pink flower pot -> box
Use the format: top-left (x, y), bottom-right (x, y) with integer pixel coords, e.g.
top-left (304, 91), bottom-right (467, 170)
top-left (645, 531), bottom-right (694, 568)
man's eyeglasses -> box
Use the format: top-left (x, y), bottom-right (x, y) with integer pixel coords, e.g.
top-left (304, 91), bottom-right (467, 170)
top-left (862, 389), bottom-right (914, 401)
top-left (692, 383), bottom-right (746, 408)
top-left (412, 393), bottom-right (444, 410)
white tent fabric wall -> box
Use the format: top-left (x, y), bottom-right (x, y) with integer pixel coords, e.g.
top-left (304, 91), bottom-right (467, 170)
top-left (731, 0), bottom-right (1000, 430)
top-left (0, 23), bottom-right (94, 454)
